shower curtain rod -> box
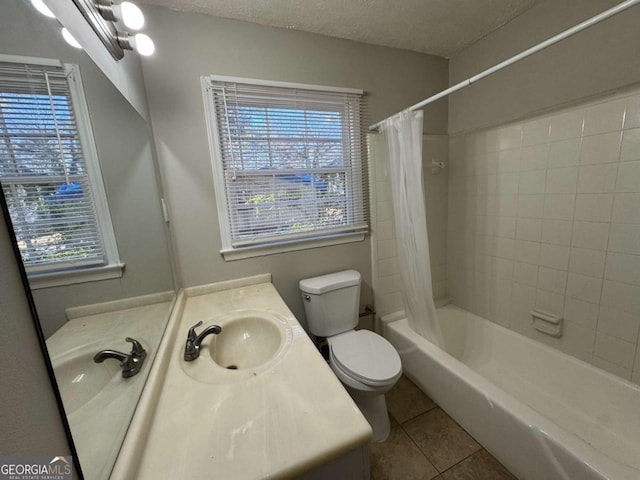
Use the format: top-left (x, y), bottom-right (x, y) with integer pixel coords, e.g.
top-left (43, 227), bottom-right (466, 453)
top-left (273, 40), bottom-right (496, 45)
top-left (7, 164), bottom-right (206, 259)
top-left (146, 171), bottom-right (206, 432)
top-left (369, 0), bottom-right (640, 132)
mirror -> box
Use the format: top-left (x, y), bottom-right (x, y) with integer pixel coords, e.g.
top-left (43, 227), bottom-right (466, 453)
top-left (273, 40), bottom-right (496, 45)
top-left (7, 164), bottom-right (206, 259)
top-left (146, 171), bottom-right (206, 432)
top-left (0, 1), bottom-right (175, 479)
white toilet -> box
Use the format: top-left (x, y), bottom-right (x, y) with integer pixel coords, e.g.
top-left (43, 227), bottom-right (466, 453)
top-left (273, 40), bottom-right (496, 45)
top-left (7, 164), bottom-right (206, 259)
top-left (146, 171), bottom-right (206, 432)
top-left (299, 270), bottom-right (402, 442)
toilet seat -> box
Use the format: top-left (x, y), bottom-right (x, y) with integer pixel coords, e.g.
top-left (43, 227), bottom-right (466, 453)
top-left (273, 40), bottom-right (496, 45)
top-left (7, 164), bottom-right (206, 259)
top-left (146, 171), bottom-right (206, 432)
top-left (329, 330), bottom-right (402, 387)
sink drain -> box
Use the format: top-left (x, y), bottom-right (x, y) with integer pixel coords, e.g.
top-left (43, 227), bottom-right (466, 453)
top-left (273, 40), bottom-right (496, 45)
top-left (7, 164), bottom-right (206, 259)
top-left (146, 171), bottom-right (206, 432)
top-left (226, 365), bottom-right (238, 370)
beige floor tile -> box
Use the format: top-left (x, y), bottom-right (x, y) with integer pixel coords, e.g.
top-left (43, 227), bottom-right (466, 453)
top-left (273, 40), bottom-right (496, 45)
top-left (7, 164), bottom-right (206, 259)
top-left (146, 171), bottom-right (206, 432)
top-left (438, 449), bottom-right (517, 480)
top-left (403, 408), bottom-right (481, 472)
top-left (387, 375), bottom-right (437, 424)
top-left (370, 425), bottom-right (439, 480)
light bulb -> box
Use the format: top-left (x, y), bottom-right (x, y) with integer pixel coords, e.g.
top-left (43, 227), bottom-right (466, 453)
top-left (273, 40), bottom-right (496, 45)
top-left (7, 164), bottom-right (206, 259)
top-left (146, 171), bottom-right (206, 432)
top-left (30, 0), bottom-right (55, 18)
top-left (131, 33), bottom-right (155, 56)
top-left (61, 28), bottom-right (82, 49)
top-left (115, 2), bottom-right (145, 30)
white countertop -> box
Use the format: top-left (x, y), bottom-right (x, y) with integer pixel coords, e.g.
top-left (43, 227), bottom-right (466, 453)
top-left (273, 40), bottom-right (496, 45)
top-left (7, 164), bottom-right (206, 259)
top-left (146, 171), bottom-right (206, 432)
top-left (123, 276), bottom-right (372, 479)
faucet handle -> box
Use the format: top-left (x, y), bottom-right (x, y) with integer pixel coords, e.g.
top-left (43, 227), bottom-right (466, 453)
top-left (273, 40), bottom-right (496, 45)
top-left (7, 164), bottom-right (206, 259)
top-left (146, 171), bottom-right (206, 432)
top-left (125, 337), bottom-right (146, 356)
top-left (187, 321), bottom-right (203, 341)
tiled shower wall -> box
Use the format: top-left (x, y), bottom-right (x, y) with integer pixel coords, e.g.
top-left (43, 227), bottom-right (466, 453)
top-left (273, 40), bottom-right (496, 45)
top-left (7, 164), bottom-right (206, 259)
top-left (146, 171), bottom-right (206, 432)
top-left (371, 134), bottom-right (449, 320)
top-left (447, 87), bottom-right (640, 384)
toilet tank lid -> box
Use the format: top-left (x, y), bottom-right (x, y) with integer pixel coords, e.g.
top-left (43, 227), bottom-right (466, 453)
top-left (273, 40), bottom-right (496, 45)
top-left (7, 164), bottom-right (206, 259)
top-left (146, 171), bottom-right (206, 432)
top-left (299, 270), bottom-right (361, 294)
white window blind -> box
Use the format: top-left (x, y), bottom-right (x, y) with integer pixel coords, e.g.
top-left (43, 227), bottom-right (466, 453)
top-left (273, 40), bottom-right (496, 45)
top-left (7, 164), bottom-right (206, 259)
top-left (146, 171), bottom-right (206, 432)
top-left (204, 77), bottom-right (369, 251)
top-left (0, 60), bottom-right (114, 274)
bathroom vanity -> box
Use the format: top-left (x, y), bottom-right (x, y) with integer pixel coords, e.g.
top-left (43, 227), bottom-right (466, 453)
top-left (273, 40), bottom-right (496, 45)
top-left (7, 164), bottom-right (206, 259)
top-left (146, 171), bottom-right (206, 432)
top-left (111, 274), bottom-right (372, 479)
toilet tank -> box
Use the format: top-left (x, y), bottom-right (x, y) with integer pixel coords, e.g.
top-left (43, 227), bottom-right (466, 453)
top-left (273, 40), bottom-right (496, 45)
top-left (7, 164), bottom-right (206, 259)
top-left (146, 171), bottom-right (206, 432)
top-left (299, 270), bottom-right (361, 337)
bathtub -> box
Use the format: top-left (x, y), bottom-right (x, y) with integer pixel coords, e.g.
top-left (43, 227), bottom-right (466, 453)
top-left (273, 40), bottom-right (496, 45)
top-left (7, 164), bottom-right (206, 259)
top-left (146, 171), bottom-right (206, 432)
top-left (383, 304), bottom-right (640, 480)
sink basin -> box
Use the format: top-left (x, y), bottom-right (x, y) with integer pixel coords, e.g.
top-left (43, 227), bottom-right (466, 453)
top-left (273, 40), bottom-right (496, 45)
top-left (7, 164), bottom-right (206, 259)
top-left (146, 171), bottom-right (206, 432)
top-left (181, 309), bottom-right (292, 384)
top-left (53, 351), bottom-right (122, 414)
top-left (210, 316), bottom-right (283, 370)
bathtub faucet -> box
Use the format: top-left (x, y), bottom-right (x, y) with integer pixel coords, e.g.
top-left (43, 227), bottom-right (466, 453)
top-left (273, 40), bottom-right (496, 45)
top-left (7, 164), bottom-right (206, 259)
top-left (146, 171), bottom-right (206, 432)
top-left (184, 321), bottom-right (222, 361)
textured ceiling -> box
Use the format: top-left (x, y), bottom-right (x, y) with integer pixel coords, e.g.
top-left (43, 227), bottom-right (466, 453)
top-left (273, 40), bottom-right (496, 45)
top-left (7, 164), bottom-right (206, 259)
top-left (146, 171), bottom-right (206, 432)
top-left (138, 0), bottom-right (542, 58)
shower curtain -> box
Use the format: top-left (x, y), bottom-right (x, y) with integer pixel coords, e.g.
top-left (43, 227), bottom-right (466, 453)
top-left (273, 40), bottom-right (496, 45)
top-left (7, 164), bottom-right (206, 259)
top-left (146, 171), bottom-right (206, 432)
top-left (380, 111), bottom-right (443, 345)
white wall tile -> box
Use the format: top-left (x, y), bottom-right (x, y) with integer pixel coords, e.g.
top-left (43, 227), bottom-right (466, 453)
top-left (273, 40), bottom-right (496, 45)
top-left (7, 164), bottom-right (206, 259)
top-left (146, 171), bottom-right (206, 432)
top-left (558, 321), bottom-right (596, 363)
top-left (594, 332), bottom-right (636, 369)
top-left (493, 237), bottom-right (515, 260)
top-left (592, 356), bottom-right (631, 380)
top-left (519, 170), bottom-right (546, 194)
top-left (615, 161), bottom-right (640, 192)
top-left (517, 195), bottom-right (544, 218)
top-left (515, 240), bottom-right (541, 265)
top-left (543, 194), bottom-right (575, 220)
top-left (583, 99), bottom-right (626, 136)
top-left (537, 266), bottom-right (567, 295)
top-left (541, 219), bottom-right (572, 246)
top-left (549, 110), bottom-right (584, 141)
top-left (601, 280), bottom-right (640, 314)
top-left (574, 194), bottom-right (613, 222)
top-left (522, 118), bottom-right (551, 146)
top-left (620, 128), bottom-right (640, 162)
top-left (571, 221), bottom-right (610, 250)
top-left (566, 272), bottom-right (603, 303)
top-left (378, 273), bottom-right (401, 295)
top-left (496, 216), bottom-right (516, 239)
top-left (540, 244), bottom-right (570, 270)
top-left (597, 305), bottom-right (640, 341)
top-left (548, 139), bottom-right (581, 168)
top-left (612, 194), bottom-right (640, 224)
top-left (546, 167), bottom-right (578, 194)
top-left (625, 95), bottom-right (640, 129)
top-left (377, 239), bottom-right (397, 259)
top-left (516, 218), bottom-right (542, 242)
top-left (535, 288), bottom-right (565, 315)
top-left (497, 194), bottom-right (518, 217)
top-left (496, 125), bottom-right (523, 151)
top-left (377, 220), bottom-right (395, 240)
top-left (564, 297), bottom-right (598, 330)
top-left (497, 173), bottom-right (519, 194)
top-left (498, 149), bottom-right (520, 172)
top-left (580, 132), bottom-right (622, 165)
top-left (514, 262), bottom-right (538, 287)
top-left (604, 252), bottom-right (640, 286)
top-left (608, 224), bottom-right (640, 255)
top-left (577, 164), bottom-right (618, 193)
top-left (569, 248), bottom-right (606, 278)
top-left (520, 145), bottom-right (548, 171)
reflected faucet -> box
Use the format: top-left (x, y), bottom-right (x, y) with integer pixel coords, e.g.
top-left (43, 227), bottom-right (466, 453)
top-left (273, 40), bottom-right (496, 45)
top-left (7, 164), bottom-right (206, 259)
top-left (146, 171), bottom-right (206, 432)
top-left (94, 337), bottom-right (147, 378)
top-left (184, 321), bottom-right (222, 361)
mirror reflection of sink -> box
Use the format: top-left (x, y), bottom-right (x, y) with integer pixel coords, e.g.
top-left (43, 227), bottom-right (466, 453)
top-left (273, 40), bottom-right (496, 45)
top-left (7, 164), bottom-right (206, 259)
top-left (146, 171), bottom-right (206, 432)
top-left (181, 310), bottom-right (292, 384)
top-left (53, 351), bottom-right (122, 414)
top-left (210, 316), bottom-right (283, 370)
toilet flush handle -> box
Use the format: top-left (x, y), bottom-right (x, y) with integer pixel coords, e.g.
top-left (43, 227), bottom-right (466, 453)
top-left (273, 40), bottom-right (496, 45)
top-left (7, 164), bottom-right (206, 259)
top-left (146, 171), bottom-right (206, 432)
top-left (303, 294), bottom-right (311, 302)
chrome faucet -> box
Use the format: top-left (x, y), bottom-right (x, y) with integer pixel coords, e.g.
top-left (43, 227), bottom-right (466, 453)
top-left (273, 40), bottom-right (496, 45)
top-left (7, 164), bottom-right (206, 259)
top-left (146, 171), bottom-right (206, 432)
top-left (184, 321), bottom-right (222, 361)
top-left (94, 337), bottom-right (147, 378)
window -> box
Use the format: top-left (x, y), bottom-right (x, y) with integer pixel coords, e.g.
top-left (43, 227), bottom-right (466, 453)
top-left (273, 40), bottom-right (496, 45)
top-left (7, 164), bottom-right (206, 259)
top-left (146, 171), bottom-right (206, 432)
top-left (0, 56), bottom-right (121, 286)
top-left (202, 76), bottom-right (368, 260)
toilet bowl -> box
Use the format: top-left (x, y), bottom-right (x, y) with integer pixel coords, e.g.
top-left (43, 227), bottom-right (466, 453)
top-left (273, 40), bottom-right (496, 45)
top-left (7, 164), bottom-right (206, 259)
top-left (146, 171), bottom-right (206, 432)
top-left (299, 270), bottom-right (402, 442)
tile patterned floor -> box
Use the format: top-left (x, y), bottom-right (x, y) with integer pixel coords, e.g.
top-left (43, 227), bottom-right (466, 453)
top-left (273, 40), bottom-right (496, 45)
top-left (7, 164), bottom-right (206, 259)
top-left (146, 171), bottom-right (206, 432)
top-left (370, 376), bottom-right (517, 480)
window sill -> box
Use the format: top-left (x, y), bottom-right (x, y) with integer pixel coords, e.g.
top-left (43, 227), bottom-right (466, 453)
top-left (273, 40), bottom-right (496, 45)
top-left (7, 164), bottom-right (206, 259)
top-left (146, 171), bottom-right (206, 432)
top-left (28, 263), bottom-right (125, 290)
top-left (221, 232), bottom-right (366, 261)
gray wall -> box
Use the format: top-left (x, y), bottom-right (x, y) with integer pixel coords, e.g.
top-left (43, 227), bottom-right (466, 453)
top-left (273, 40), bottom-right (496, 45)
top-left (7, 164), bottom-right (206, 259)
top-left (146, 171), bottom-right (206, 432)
top-left (0, 208), bottom-right (78, 475)
top-left (140, 6), bottom-right (448, 324)
top-left (1, 0), bottom-right (174, 336)
top-left (449, 0), bottom-right (640, 133)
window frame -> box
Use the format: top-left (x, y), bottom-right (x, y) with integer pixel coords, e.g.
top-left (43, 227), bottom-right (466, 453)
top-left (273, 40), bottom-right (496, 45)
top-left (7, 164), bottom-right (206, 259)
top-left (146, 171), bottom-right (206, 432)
top-left (201, 75), bottom-right (367, 261)
top-left (0, 54), bottom-right (122, 288)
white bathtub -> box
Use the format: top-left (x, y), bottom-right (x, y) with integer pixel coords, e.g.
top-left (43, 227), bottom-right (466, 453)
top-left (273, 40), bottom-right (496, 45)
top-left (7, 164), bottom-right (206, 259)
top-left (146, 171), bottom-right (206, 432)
top-left (383, 304), bottom-right (640, 480)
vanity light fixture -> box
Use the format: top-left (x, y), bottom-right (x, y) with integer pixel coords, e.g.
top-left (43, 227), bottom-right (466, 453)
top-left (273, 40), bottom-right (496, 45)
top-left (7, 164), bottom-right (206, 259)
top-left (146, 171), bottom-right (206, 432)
top-left (70, 0), bottom-right (155, 60)
top-left (62, 28), bottom-right (83, 49)
top-left (30, 0), bottom-right (56, 18)
top-left (96, 1), bottom-right (145, 30)
top-left (118, 32), bottom-right (155, 56)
